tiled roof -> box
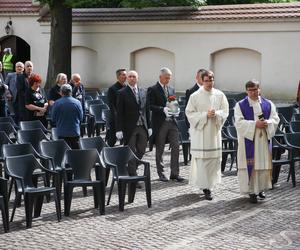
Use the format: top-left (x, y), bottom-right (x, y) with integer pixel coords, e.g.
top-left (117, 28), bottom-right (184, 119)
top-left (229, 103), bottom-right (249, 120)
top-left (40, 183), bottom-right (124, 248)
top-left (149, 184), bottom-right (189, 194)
top-left (0, 0), bottom-right (41, 14)
top-left (38, 3), bottom-right (300, 23)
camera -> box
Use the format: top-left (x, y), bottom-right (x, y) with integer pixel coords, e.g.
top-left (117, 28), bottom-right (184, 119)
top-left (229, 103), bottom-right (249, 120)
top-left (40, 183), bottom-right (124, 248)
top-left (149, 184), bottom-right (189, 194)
top-left (258, 114), bottom-right (264, 120)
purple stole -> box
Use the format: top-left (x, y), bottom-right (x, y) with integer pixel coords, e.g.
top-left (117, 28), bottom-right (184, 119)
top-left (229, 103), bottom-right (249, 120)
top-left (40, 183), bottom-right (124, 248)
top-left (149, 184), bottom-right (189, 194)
top-left (238, 97), bottom-right (271, 180)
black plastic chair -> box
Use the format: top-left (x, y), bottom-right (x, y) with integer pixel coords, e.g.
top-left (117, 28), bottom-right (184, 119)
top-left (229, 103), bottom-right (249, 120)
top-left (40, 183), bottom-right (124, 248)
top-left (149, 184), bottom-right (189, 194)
top-left (20, 120), bottom-right (51, 134)
top-left (221, 127), bottom-right (237, 172)
top-left (85, 99), bottom-right (104, 111)
top-left (0, 122), bottom-right (17, 142)
top-left (5, 154), bottom-right (61, 228)
top-left (3, 143), bottom-right (50, 201)
top-left (284, 133), bottom-right (300, 187)
top-left (98, 95), bottom-right (108, 104)
top-left (272, 137), bottom-right (291, 187)
top-left (89, 104), bottom-right (109, 136)
top-left (0, 177), bottom-right (9, 233)
top-left (293, 113), bottom-right (300, 121)
top-left (176, 120), bottom-right (190, 165)
top-left (0, 116), bottom-right (18, 130)
top-left (40, 140), bottom-right (71, 198)
top-left (227, 98), bottom-right (237, 109)
top-left (0, 132), bottom-right (13, 177)
top-left (64, 149), bottom-right (105, 216)
top-left (101, 146), bottom-right (151, 211)
top-left (17, 128), bottom-right (49, 154)
top-left (51, 127), bottom-right (59, 140)
top-left (85, 91), bottom-right (100, 100)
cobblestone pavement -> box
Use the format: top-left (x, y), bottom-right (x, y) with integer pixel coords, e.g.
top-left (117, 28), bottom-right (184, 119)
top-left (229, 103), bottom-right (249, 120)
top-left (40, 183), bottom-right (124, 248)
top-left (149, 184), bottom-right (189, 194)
top-left (0, 143), bottom-right (299, 250)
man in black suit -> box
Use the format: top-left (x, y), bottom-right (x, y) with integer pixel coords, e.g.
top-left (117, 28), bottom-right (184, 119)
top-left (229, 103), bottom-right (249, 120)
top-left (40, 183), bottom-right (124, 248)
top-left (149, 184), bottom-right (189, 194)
top-left (106, 69), bottom-right (127, 146)
top-left (116, 70), bottom-right (151, 177)
top-left (147, 67), bottom-right (184, 182)
top-left (185, 68), bottom-right (206, 127)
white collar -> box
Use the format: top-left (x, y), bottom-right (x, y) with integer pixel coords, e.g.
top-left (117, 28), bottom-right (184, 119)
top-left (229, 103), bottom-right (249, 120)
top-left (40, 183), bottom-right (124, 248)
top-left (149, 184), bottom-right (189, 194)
top-left (247, 96), bottom-right (261, 106)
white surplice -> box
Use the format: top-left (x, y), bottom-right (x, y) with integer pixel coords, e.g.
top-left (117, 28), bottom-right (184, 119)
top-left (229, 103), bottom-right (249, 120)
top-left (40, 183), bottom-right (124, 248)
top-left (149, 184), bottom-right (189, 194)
top-left (185, 87), bottom-right (229, 189)
top-left (234, 96), bottom-right (279, 195)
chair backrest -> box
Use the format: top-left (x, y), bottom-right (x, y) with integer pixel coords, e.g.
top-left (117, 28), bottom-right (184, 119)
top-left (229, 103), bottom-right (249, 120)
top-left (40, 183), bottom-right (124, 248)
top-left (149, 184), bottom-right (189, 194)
top-left (102, 109), bottom-right (111, 127)
top-left (79, 136), bottom-right (107, 153)
top-left (89, 104), bottom-right (109, 121)
top-left (101, 146), bottom-right (134, 177)
top-left (289, 121), bottom-right (300, 133)
top-left (293, 113), bottom-right (300, 121)
top-left (40, 140), bottom-right (71, 169)
top-left (85, 91), bottom-right (100, 100)
top-left (226, 126), bottom-right (237, 140)
top-left (3, 143), bottom-right (38, 158)
top-left (227, 98), bottom-right (237, 109)
top-left (85, 99), bottom-right (104, 110)
top-left (277, 105), bottom-right (294, 122)
top-left (6, 154), bottom-right (41, 189)
top-left (85, 95), bottom-right (93, 101)
top-left (51, 127), bottom-right (59, 140)
top-left (17, 128), bottom-right (48, 153)
top-left (98, 95), bottom-right (108, 104)
top-left (176, 120), bottom-right (189, 142)
top-left (65, 149), bottom-right (100, 180)
top-left (20, 120), bottom-right (48, 133)
top-left (0, 122), bottom-right (17, 137)
top-left (0, 116), bottom-right (17, 127)
top-left (0, 131), bottom-right (13, 159)
top-left (285, 132), bottom-right (300, 147)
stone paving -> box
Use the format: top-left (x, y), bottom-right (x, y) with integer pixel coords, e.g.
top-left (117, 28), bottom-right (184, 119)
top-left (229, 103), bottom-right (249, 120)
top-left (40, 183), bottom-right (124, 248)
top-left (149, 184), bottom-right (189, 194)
top-left (0, 142), bottom-right (300, 249)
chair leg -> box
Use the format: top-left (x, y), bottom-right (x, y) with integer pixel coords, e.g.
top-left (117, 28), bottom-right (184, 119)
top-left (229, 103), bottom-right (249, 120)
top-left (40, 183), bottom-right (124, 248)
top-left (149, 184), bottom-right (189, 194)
top-left (98, 182), bottom-right (105, 215)
top-left (290, 162), bottom-right (296, 187)
top-left (64, 185), bottom-right (73, 216)
top-left (145, 179), bottom-right (152, 208)
top-left (53, 191), bottom-right (61, 221)
top-left (0, 198), bottom-right (9, 233)
top-left (24, 193), bottom-right (34, 228)
top-left (221, 153), bottom-right (228, 172)
top-left (82, 187), bottom-right (88, 197)
top-left (8, 177), bottom-right (14, 201)
top-left (105, 168), bottom-right (110, 187)
top-left (44, 173), bottom-right (51, 203)
top-left (33, 194), bottom-right (44, 218)
top-left (107, 179), bottom-right (115, 206)
top-left (93, 186), bottom-right (99, 209)
top-left (10, 192), bottom-right (21, 222)
top-left (118, 181), bottom-right (126, 212)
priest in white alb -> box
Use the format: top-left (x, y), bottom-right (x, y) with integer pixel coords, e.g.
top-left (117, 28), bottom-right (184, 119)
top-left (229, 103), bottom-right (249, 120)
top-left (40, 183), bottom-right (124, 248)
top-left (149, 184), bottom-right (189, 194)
top-left (234, 80), bottom-right (279, 203)
top-left (186, 70), bottom-right (229, 200)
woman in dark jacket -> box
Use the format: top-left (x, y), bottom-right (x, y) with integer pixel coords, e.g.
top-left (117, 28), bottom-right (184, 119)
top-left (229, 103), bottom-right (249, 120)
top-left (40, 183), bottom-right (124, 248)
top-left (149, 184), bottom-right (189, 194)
top-left (25, 73), bottom-right (48, 127)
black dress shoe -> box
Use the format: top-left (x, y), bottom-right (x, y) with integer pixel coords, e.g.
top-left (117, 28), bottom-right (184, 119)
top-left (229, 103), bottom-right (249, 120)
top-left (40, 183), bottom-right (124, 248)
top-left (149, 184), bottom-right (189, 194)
top-left (159, 174), bottom-right (168, 182)
top-left (258, 191), bottom-right (266, 199)
top-left (249, 194), bottom-right (258, 203)
top-left (203, 189), bottom-right (213, 200)
top-left (170, 175), bottom-right (184, 182)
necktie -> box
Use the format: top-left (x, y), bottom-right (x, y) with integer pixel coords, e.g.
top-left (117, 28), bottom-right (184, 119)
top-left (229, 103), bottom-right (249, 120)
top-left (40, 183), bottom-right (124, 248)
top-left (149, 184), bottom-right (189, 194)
top-left (133, 87), bottom-right (139, 103)
top-left (164, 86), bottom-right (168, 98)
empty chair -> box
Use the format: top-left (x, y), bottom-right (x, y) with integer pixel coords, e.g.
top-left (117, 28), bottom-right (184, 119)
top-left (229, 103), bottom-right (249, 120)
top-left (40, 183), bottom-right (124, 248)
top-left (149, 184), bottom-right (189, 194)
top-left (51, 127), bottom-right (59, 140)
top-left (89, 104), bottom-right (109, 136)
top-left (5, 154), bottom-right (61, 228)
top-left (0, 132), bottom-right (13, 176)
top-left (17, 128), bottom-right (49, 154)
top-left (85, 91), bottom-right (100, 100)
top-left (293, 113), bottom-right (300, 121)
top-left (0, 116), bottom-right (18, 129)
top-left (277, 106), bottom-right (294, 132)
top-left (0, 122), bottom-right (17, 141)
top-left (0, 177), bottom-right (9, 233)
top-left (227, 98), bottom-right (237, 109)
top-left (85, 99), bottom-right (103, 111)
top-left (20, 120), bottom-right (50, 134)
top-left (64, 149), bottom-right (105, 216)
top-left (284, 133), bottom-right (300, 187)
top-left (176, 120), bottom-right (190, 165)
top-left (101, 146), bottom-right (151, 211)
top-left (98, 95), bottom-right (108, 104)
top-left (221, 127), bottom-right (237, 172)
top-left (40, 140), bottom-right (71, 198)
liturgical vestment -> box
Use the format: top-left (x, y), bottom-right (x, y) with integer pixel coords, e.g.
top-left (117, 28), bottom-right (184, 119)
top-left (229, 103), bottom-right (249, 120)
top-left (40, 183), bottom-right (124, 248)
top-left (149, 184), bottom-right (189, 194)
top-left (234, 96), bottom-right (279, 195)
top-left (186, 87), bottom-right (229, 189)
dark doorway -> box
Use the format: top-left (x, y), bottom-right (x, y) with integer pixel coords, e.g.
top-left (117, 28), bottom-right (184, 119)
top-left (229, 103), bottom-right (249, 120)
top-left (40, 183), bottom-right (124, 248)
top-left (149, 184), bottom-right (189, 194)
top-left (0, 35), bottom-right (30, 70)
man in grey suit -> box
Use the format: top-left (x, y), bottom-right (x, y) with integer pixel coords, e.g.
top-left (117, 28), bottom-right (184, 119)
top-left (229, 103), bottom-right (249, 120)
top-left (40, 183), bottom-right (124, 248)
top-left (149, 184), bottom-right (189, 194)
top-left (147, 67), bottom-right (184, 182)
top-left (116, 70), bottom-right (151, 178)
top-left (5, 61), bottom-right (24, 122)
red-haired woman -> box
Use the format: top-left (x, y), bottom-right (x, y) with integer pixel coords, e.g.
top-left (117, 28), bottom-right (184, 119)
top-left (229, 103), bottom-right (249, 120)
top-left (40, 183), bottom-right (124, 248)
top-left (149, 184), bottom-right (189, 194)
top-left (25, 73), bottom-right (48, 127)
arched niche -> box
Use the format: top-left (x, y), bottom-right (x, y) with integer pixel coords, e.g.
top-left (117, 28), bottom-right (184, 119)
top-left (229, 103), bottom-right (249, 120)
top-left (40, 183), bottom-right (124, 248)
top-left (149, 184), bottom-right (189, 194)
top-left (71, 46), bottom-right (98, 88)
top-left (131, 47), bottom-right (175, 88)
top-left (211, 48), bottom-right (261, 92)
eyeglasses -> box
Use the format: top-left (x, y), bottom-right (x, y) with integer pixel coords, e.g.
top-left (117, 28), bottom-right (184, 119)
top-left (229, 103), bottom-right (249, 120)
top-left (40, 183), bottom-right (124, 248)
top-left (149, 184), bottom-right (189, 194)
top-left (203, 79), bottom-right (214, 83)
top-left (247, 88), bottom-right (258, 92)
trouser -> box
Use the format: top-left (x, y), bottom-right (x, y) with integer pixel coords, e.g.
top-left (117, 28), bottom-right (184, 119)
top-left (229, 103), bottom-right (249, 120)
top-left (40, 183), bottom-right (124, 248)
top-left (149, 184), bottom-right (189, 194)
top-left (126, 126), bottom-right (148, 176)
top-left (59, 136), bottom-right (80, 149)
top-left (106, 121), bottom-right (117, 147)
top-left (155, 120), bottom-right (179, 177)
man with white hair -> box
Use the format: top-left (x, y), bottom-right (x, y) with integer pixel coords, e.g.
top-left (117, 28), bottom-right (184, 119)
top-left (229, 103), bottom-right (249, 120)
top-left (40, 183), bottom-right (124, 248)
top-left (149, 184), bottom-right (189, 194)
top-left (147, 67), bottom-right (184, 182)
top-left (5, 62), bottom-right (24, 121)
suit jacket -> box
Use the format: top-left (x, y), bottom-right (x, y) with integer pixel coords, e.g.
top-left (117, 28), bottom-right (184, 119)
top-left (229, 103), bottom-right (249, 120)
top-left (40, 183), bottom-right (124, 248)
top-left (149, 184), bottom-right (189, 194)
top-left (16, 72), bottom-right (30, 119)
top-left (5, 72), bottom-right (18, 103)
top-left (147, 82), bottom-right (176, 139)
top-left (116, 85), bottom-right (150, 144)
top-left (185, 83), bottom-right (200, 127)
top-left (107, 81), bottom-right (125, 125)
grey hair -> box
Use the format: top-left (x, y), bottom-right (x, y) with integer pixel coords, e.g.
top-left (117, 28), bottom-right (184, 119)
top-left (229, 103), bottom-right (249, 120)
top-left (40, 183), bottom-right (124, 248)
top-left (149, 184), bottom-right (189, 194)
top-left (71, 73), bottom-right (81, 80)
top-left (160, 67), bottom-right (172, 76)
top-left (56, 73), bottom-right (67, 84)
top-left (15, 61), bottom-right (24, 67)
